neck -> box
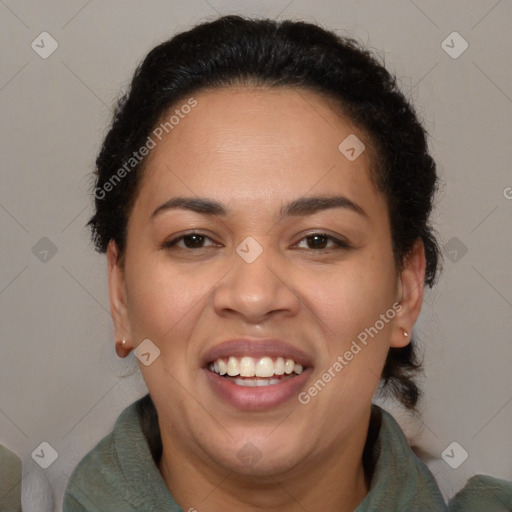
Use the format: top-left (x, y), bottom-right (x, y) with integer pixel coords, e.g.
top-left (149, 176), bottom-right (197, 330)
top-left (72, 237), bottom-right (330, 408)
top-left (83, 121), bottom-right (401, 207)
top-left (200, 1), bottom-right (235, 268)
top-left (157, 408), bottom-right (374, 512)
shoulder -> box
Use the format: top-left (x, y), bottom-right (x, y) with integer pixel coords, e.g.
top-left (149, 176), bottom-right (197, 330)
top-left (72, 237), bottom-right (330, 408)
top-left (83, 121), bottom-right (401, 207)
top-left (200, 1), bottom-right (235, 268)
top-left (369, 406), bottom-right (512, 512)
top-left (62, 398), bottom-right (145, 512)
top-left (0, 444), bottom-right (22, 511)
top-left (449, 474), bottom-right (512, 512)
top-left (63, 395), bottom-right (178, 512)
top-left (356, 405), bottom-right (448, 512)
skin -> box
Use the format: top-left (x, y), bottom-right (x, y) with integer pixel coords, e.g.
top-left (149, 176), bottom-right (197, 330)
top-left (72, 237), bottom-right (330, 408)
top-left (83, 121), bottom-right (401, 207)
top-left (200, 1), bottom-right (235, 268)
top-left (107, 86), bottom-right (426, 511)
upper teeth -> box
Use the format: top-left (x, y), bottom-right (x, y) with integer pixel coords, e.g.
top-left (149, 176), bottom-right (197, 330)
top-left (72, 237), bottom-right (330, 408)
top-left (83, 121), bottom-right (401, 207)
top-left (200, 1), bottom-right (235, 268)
top-left (209, 356), bottom-right (303, 377)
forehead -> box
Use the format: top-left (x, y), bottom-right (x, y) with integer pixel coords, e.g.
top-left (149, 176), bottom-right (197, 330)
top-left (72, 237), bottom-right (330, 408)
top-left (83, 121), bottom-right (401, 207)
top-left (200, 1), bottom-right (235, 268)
top-left (136, 86), bottom-right (384, 217)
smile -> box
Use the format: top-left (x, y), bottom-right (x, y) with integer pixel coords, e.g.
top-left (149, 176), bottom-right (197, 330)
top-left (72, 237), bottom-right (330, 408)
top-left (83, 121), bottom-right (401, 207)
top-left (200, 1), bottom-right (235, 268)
top-left (208, 356), bottom-right (304, 388)
top-left (209, 356), bottom-right (303, 377)
top-left (201, 338), bottom-right (313, 409)
top-left (204, 357), bottom-right (311, 409)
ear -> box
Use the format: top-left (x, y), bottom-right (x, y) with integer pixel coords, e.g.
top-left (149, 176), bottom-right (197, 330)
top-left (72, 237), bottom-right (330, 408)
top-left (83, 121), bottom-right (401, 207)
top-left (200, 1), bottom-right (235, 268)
top-left (390, 239), bottom-right (426, 348)
top-left (107, 240), bottom-right (133, 357)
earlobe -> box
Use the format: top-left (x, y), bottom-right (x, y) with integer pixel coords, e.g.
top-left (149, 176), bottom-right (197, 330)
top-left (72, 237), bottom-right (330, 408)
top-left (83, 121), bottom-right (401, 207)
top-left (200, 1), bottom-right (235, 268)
top-left (390, 239), bottom-right (426, 348)
top-left (107, 240), bottom-right (133, 356)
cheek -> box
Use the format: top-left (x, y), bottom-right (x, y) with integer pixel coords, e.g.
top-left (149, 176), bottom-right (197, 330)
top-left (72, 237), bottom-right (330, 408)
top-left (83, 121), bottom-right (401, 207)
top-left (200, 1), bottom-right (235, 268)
top-left (308, 259), bottom-right (396, 338)
top-left (124, 262), bottom-right (211, 347)
top-left (303, 253), bottom-right (397, 402)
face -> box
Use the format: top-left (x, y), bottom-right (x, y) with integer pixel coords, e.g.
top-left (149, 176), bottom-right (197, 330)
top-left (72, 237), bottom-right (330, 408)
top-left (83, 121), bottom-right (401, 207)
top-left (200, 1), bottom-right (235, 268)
top-left (108, 86), bottom-right (425, 479)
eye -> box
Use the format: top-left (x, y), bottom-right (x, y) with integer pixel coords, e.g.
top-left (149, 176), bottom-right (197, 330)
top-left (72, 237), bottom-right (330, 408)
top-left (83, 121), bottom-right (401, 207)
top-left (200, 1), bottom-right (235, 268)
top-left (162, 231), bottom-right (350, 251)
top-left (295, 232), bottom-right (350, 251)
top-left (163, 232), bottom-right (218, 250)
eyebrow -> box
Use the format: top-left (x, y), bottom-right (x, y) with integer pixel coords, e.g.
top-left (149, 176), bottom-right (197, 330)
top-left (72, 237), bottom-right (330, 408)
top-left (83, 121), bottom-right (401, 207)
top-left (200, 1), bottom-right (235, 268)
top-left (151, 195), bottom-right (368, 220)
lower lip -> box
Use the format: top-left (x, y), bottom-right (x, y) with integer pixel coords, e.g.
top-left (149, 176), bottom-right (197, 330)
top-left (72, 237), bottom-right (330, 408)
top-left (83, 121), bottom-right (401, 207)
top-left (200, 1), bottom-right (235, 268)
top-left (202, 368), bottom-right (312, 410)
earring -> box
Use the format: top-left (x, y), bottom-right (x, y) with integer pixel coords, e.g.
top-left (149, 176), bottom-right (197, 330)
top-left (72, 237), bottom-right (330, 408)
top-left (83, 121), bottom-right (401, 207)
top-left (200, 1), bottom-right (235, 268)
top-left (116, 337), bottom-right (130, 358)
top-left (401, 327), bottom-right (409, 338)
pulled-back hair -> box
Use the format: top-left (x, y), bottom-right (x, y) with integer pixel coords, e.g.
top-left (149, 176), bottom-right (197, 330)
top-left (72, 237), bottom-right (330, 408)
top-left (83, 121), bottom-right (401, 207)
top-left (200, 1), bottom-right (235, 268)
top-left (88, 15), bottom-right (441, 410)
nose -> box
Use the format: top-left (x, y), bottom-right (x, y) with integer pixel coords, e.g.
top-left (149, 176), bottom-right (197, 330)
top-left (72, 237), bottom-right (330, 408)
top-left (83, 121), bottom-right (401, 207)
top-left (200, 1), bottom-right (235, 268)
top-left (212, 242), bottom-right (300, 324)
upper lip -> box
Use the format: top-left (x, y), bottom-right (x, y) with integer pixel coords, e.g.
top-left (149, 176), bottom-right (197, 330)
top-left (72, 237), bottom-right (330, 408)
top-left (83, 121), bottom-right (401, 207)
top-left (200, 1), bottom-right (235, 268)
top-left (202, 338), bottom-right (313, 368)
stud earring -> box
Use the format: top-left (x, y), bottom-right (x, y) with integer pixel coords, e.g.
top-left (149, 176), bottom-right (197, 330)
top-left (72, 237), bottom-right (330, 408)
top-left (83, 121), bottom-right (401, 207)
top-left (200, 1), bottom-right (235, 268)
top-left (401, 327), bottom-right (409, 338)
top-left (115, 337), bottom-right (130, 358)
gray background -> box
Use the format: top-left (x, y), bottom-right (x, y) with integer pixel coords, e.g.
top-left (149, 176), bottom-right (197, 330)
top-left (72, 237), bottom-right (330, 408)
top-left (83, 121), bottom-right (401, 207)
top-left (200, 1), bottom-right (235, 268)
top-left (1, 1), bottom-right (511, 510)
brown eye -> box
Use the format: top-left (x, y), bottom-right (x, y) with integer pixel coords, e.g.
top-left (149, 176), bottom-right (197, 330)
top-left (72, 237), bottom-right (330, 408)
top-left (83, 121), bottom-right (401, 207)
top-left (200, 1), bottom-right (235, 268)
top-left (296, 233), bottom-right (350, 250)
top-left (163, 233), bottom-right (216, 250)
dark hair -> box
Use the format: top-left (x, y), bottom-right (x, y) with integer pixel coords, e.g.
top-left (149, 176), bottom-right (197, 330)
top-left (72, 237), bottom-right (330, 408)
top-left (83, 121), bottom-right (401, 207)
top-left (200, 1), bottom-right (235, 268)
top-left (88, 15), bottom-right (441, 410)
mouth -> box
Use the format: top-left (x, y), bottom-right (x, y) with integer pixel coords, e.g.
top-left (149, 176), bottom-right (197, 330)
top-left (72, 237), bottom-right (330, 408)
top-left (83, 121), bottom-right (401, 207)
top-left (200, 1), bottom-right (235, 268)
top-left (201, 339), bottom-right (313, 410)
top-left (207, 356), bottom-right (305, 387)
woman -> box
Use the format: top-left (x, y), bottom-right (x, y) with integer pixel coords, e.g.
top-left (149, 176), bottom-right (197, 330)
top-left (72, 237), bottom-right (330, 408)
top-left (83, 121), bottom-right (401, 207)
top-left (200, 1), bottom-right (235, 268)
top-left (63, 15), bottom-right (512, 512)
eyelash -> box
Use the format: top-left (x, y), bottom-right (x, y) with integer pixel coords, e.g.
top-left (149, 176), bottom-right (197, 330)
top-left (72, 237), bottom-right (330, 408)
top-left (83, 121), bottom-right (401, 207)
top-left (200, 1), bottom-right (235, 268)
top-left (162, 232), bottom-right (351, 252)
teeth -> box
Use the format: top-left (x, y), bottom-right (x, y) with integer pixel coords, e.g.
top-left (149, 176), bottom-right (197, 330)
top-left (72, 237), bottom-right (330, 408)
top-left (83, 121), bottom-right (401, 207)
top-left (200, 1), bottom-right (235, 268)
top-left (256, 357), bottom-right (274, 377)
top-left (233, 377), bottom-right (285, 387)
top-left (209, 356), bottom-right (304, 377)
top-left (218, 359), bottom-right (227, 375)
top-left (274, 357), bottom-right (285, 375)
top-left (240, 357), bottom-right (255, 377)
top-left (227, 356), bottom-right (240, 376)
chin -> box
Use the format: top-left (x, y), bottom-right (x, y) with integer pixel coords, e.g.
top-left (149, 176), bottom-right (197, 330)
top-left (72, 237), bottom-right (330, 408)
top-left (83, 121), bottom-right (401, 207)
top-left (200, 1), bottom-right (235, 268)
top-left (203, 436), bottom-right (306, 478)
